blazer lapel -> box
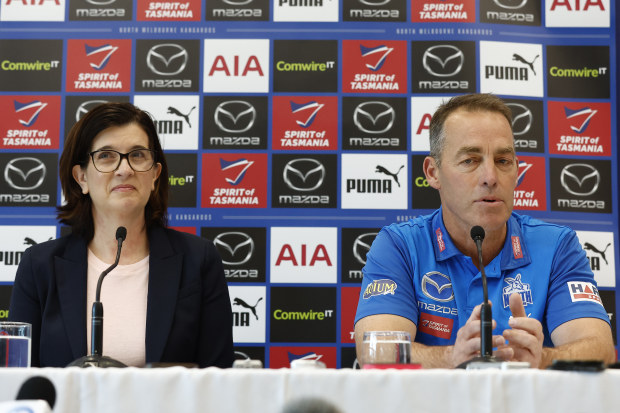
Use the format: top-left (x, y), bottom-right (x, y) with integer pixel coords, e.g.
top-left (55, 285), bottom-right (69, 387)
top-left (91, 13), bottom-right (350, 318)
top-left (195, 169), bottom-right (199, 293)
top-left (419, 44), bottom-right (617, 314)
top-left (145, 227), bottom-right (183, 362)
top-left (55, 235), bottom-right (88, 360)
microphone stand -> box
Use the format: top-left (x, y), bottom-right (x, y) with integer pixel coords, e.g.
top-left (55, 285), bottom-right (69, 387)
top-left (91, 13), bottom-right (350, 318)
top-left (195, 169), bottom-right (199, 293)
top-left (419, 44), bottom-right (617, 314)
top-left (67, 227), bottom-right (128, 368)
top-left (457, 226), bottom-right (503, 369)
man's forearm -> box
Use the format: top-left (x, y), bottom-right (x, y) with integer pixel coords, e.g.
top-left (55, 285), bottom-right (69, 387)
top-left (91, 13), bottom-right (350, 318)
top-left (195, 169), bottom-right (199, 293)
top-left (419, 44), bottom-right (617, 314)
top-left (411, 342), bottom-right (455, 368)
top-left (541, 337), bottom-right (616, 368)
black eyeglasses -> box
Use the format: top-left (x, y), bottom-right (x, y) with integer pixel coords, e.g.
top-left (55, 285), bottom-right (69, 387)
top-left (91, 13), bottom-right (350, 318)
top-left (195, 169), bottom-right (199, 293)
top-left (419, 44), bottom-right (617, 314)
top-left (88, 149), bottom-right (156, 173)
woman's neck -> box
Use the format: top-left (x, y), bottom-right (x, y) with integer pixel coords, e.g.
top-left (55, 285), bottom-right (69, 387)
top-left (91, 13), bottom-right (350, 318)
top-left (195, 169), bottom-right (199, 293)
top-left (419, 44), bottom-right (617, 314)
top-left (89, 220), bottom-right (150, 265)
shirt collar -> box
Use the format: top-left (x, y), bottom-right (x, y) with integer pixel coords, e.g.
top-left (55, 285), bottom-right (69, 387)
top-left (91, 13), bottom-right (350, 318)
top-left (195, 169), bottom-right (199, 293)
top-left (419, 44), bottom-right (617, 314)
top-left (431, 208), bottom-right (532, 270)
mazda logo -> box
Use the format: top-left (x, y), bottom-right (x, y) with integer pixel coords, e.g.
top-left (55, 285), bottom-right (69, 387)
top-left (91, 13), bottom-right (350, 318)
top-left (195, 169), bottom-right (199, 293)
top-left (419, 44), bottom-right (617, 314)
top-left (222, 0), bottom-right (252, 4)
top-left (421, 272), bottom-right (454, 302)
top-left (353, 101), bottom-right (395, 134)
top-left (493, 0), bottom-right (528, 10)
top-left (86, 0), bottom-right (116, 5)
top-left (283, 158), bottom-right (325, 192)
top-left (76, 100), bottom-right (108, 122)
top-left (213, 232), bottom-right (254, 265)
top-left (214, 101), bottom-right (256, 133)
top-left (506, 103), bottom-right (533, 136)
top-left (4, 157), bottom-right (46, 191)
top-left (353, 232), bottom-right (378, 265)
top-left (422, 45), bottom-right (464, 78)
top-left (359, 0), bottom-right (390, 5)
top-left (560, 164), bottom-right (600, 197)
top-left (146, 44), bottom-right (188, 76)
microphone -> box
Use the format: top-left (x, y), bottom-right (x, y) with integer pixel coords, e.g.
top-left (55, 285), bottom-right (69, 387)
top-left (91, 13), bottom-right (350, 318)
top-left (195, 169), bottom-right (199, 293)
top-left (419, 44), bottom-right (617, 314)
top-left (67, 227), bottom-right (128, 368)
top-left (16, 376), bottom-right (56, 409)
top-left (0, 376), bottom-right (56, 413)
top-left (457, 225), bottom-right (503, 368)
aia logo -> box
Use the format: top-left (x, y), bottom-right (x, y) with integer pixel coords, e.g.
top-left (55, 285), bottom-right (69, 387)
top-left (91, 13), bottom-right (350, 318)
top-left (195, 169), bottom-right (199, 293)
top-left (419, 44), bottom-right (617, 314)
top-left (207, 55), bottom-right (263, 77)
top-left (270, 227), bottom-right (337, 283)
top-left (85, 43), bottom-right (118, 70)
top-left (546, 0), bottom-right (609, 28)
top-left (360, 44), bottom-right (393, 71)
top-left (14, 100), bottom-right (47, 127)
top-left (275, 243), bottom-right (333, 267)
top-left (203, 39), bottom-right (269, 93)
top-left (291, 101), bottom-right (323, 128)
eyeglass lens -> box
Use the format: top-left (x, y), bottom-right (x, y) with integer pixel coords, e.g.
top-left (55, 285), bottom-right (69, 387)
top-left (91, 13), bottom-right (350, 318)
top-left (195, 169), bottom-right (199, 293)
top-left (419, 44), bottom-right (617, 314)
top-left (92, 149), bottom-right (154, 172)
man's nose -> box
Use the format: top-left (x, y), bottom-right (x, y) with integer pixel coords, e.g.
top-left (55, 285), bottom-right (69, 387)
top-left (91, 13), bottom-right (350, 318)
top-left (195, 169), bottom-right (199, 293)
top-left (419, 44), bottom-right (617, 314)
top-left (479, 159), bottom-right (498, 187)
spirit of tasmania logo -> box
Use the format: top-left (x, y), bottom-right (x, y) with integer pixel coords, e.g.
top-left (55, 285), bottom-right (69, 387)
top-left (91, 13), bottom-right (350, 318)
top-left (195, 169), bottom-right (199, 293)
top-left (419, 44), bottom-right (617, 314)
top-left (342, 40), bottom-right (407, 94)
top-left (201, 153), bottom-right (267, 208)
top-left (0, 96), bottom-right (61, 150)
top-left (65, 39), bottom-right (132, 92)
top-left (272, 96), bottom-right (338, 150)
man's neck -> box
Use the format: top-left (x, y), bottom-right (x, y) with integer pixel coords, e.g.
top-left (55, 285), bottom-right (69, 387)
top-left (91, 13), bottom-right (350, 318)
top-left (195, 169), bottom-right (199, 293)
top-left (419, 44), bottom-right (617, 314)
top-left (447, 222), bottom-right (507, 270)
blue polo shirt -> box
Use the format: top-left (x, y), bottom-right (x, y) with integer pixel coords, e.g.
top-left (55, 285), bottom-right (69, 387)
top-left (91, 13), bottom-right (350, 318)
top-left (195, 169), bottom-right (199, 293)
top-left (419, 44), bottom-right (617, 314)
top-left (354, 208), bottom-right (609, 347)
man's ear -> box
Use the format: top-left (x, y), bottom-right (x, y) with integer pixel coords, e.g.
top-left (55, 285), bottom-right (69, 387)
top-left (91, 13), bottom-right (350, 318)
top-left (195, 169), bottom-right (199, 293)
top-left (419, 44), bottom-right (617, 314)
top-left (423, 156), bottom-right (441, 190)
top-left (72, 164), bottom-right (89, 194)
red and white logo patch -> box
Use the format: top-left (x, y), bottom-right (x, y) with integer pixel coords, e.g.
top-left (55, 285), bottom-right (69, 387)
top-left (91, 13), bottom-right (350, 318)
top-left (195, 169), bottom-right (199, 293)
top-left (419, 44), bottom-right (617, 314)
top-left (567, 281), bottom-right (603, 306)
top-left (512, 236), bottom-right (523, 259)
top-left (436, 228), bottom-right (445, 252)
top-left (419, 312), bottom-right (453, 339)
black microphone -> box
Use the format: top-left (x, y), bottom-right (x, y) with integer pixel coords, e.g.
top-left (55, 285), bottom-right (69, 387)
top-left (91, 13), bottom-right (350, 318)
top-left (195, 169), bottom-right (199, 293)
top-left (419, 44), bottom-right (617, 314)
top-left (16, 376), bottom-right (56, 409)
top-left (67, 227), bottom-right (128, 368)
top-left (457, 225), bottom-right (502, 368)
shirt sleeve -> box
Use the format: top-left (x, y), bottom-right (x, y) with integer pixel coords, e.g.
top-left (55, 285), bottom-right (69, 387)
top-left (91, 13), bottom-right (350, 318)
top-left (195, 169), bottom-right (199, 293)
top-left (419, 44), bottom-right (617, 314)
top-left (545, 228), bottom-right (610, 335)
top-left (354, 226), bottom-right (419, 326)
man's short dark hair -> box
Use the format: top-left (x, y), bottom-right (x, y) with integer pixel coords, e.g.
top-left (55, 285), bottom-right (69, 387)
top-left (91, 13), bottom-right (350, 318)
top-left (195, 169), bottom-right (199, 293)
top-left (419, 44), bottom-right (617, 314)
top-left (57, 102), bottom-right (168, 241)
top-left (429, 93), bottom-right (513, 166)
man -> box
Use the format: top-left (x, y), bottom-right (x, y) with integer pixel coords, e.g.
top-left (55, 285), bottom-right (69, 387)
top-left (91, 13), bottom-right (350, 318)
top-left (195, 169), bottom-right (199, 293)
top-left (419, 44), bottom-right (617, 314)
top-left (354, 93), bottom-right (615, 368)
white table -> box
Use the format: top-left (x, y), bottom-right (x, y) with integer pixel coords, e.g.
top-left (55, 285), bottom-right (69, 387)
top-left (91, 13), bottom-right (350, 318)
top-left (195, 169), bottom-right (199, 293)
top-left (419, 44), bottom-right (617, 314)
top-left (2, 367), bottom-right (620, 413)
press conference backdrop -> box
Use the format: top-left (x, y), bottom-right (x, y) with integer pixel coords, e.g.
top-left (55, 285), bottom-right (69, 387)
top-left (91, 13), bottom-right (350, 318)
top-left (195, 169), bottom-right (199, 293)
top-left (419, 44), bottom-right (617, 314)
top-left (0, 0), bottom-right (617, 368)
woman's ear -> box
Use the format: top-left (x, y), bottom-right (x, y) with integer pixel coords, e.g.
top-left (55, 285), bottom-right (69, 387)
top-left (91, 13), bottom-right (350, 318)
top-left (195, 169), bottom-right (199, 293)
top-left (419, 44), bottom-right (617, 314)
top-left (151, 162), bottom-right (162, 191)
top-left (423, 156), bottom-right (441, 190)
top-left (72, 164), bottom-right (89, 194)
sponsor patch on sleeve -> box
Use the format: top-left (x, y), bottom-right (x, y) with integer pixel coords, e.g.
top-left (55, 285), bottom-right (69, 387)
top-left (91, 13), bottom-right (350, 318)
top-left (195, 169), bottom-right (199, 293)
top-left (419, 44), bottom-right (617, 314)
top-left (567, 281), bottom-right (603, 306)
top-left (363, 279), bottom-right (397, 299)
top-left (418, 312), bottom-right (453, 339)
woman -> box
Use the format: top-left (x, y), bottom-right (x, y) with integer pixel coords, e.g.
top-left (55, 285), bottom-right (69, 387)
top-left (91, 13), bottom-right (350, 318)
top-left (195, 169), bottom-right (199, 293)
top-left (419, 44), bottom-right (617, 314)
top-left (9, 102), bottom-right (234, 368)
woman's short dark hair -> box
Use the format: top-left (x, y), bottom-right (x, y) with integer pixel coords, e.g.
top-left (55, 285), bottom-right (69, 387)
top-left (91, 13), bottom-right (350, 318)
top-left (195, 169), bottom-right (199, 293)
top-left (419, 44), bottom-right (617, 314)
top-left (58, 102), bottom-right (168, 241)
top-left (429, 93), bottom-right (513, 166)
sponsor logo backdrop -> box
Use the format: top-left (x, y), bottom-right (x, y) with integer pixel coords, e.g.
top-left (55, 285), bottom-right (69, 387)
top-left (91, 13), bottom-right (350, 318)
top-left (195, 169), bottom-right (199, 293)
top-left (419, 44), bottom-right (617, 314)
top-left (0, 0), bottom-right (617, 367)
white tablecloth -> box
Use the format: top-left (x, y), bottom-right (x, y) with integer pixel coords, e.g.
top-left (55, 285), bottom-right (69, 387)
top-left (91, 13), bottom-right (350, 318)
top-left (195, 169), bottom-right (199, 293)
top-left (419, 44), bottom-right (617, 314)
top-left (1, 367), bottom-right (620, 413)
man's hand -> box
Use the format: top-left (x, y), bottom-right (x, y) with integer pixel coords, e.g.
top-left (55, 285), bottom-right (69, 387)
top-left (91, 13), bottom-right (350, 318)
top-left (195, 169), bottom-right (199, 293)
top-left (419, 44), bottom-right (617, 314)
top-left (451, 301), bottom-right (510, 367)
top-left (502, 292), bottom-right (544, 368)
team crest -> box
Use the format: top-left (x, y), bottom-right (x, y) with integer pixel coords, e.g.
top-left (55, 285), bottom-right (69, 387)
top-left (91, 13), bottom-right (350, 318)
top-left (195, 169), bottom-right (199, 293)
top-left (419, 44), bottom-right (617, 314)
top-left (502, 273), bottom-right (533, 308)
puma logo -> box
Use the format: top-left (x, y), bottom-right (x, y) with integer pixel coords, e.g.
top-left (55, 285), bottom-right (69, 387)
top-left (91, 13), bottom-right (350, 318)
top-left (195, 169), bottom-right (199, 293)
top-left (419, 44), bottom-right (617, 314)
top-left (583, 242), bottom-right (611, 265)
top-left (23, 237), bottom-right (51, 246)
top-left (167, 106), bottom-right (196, 127)
top-left (376, 165), bottom-right (404, 187)
top-left (233, 297), bottom-right (263, 320)
top-left (512, 53), bottom-right (539, 75)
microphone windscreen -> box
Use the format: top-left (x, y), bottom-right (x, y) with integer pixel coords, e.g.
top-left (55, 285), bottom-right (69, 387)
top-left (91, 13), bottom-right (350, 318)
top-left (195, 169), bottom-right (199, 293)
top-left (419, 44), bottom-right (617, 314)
top-left (281, 397), bottom-right (342, 413)
top-left (15, 376), bottom-right (56, 409)
top-left (115, 226), bottom-right (127, 242)
top-left (470, 225), bottom-right (485, 241)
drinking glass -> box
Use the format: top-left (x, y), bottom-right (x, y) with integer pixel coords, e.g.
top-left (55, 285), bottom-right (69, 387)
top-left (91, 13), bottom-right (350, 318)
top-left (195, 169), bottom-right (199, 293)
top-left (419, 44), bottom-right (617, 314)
top-left (0, 322), bottom-right (31, 367)
top-left (359, 331), bottom-right (411, 367)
